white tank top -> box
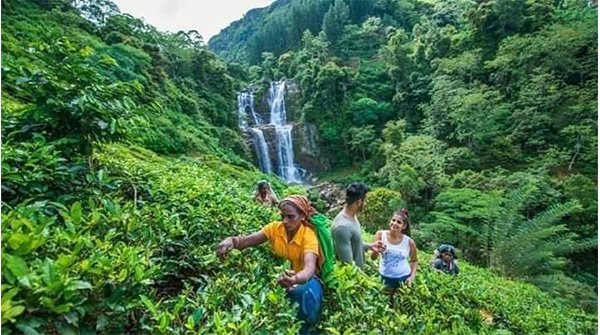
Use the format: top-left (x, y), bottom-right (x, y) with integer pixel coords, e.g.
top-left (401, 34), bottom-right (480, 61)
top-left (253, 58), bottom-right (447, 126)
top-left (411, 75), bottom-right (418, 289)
top-left (378, 231), bottom-right (412, 278)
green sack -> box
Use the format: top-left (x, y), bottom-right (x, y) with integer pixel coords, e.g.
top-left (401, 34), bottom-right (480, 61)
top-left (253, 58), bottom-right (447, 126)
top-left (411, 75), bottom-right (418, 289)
top-left (310, 213), bottom-right (336, 287)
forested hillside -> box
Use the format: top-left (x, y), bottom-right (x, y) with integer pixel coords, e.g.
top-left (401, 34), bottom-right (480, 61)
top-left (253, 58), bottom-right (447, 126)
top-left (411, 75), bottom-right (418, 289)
top-left (211, 0), bottom-right (598, 311)
top-left (1, 0), bottom-right (598, 333)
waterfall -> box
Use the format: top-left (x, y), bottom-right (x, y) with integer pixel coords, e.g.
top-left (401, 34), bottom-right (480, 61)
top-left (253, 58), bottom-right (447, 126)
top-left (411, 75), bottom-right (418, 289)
top-left (237, 80), bottom-right (304, 183)
top-left (237, 94), bottom-right (248, 128)
top-left (268, 81), bottom-right (286, 125)
top-left (250, 128), bottom-right (272, 174)
top-left (275, 125), bottom-right (296, 181)
top-left (238, 92), bottom-right (261, 127)
top-left (268, 81), bottom-right (301, 183)
top-left (238, 91), bottom-right (271, 175)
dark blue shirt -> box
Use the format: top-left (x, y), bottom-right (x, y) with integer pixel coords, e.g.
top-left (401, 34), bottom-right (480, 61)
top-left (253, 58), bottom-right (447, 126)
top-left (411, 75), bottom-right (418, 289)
top-left (432, 258), bottom-right (459, 275)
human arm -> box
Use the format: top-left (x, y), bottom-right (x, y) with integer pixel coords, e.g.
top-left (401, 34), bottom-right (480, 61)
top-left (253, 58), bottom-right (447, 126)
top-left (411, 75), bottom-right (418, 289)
top-left (453, 261), bottom-right (460, 275)
top-left (370, 231), bottom-right (384, 260)
top-left (216, 230), bottom-right (268, 260)
top-left (332, 225), bottom-right (354, 263)
top-left (406, 239), bottom-right (418, 283)
top-left (270, 190), bottom-right (279, 205)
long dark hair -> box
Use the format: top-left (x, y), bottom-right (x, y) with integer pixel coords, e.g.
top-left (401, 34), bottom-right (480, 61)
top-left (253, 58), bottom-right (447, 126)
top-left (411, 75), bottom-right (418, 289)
top-left (394, 208), bottom-right (411, 237)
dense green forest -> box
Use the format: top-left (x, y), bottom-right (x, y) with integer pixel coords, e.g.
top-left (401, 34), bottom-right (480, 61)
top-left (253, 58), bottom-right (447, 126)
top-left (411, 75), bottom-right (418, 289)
top-left (1, 0), bottom-right (597, 333)
top-left (210, 0), bottom-right (598, 308)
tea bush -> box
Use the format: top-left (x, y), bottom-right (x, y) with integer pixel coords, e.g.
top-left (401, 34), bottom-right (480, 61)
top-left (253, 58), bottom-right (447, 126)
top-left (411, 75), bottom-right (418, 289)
top-left (1, 1), bottom-right (596, 333)
top-left (2, 144), bottom-right (595, 334)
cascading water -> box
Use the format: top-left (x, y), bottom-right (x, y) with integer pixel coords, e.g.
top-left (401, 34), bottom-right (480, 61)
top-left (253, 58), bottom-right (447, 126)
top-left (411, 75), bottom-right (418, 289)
top-left (237, 92), bottom-right (261, 127)
top-left (238, 91), bottom-right (271, 174)
top-left (250, 128), bottom-right (272, 174)
top-left (237, 81), bottom-right (305, 183)
top-left (268, 81), bottom-right (286, 125)
top-left (275, 125), bottom-right (296, 180)
top-left (268, 81), bottom-right (302, 182)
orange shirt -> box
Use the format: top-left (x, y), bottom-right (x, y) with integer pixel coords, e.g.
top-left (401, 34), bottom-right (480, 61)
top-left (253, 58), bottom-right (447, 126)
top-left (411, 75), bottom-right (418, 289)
top-left (262, 221), bottom-right (320, 273)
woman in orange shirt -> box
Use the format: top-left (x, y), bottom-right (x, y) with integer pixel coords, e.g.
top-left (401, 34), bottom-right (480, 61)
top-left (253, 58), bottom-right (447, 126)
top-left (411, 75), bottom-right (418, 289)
top-left (216, 195), bottom-right (323, 334)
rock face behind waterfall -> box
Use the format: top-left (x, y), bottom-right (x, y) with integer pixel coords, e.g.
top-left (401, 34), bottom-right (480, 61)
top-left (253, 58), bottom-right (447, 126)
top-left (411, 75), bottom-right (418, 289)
top-left (285, 81), bottom-right (323, 173)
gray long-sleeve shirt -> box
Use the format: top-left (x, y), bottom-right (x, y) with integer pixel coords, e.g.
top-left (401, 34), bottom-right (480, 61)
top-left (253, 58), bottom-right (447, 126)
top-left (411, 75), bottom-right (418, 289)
top-left (331, 211), bottom-right (367, 268)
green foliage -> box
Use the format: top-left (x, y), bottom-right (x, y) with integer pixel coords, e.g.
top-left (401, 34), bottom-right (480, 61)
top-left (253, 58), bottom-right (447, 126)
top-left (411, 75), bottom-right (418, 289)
top-left (1, 134), bottom-right (88, 206)
top-left (379, 135), bottom-right (448, 207)
top-left (3, 0), bottom-right (598, 331)
top-left (322, 0), bottom-right (349, 45)
top-left (360, 187), bottom-right (404, 234)
top-left (1, 143), bottom-right (289, 333)
top-left (420, 188), bottom-right (502, 265)
top-left (443, 147), bottom-right (480, 174)
top-left (281, 185), bottom-right (309, 198)
top-left (2, 0), bottom-right (251, 164)
top-left (420, 181), bottom-right (597, 311)
top-left (3, 37), bottom-right (140, 156)
top-left (322, 260), bottom-right (596, 334)
top-left (349, 97), bottom-right (383, 125)
top-left (347, 125), bottom-right (375, 162)
top-left (2, 143), bottom-right (597, 333)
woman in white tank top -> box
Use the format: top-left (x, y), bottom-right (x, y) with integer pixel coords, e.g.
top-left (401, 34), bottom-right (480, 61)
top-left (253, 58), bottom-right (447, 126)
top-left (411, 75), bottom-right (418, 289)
top-left (370, 208), bottom-right (418, 306)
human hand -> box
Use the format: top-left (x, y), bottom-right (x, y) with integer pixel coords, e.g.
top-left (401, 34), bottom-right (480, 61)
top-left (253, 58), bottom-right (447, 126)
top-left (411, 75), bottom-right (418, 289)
top-left (216, 237), bottom-right (235, 260)
top-left (277, 270), bottom-right (297, 289)
top-left (370, 240), bottom-right (386, 254)
top-left (406, 275), bottom-right (416, 285)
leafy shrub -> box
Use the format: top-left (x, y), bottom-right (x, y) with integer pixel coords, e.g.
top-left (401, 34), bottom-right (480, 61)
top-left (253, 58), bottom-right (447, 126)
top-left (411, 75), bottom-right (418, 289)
top-left (1, 136), bottom-right (75, 205)
top-left (360, 187), bottom-right (404, 233)
top-left (2, 144), bottom-right (596, 334)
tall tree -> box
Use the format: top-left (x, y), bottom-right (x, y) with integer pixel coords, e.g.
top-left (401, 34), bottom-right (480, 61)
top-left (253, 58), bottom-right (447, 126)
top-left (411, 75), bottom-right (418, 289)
top-left (322, 0), bottom-right (349, 45)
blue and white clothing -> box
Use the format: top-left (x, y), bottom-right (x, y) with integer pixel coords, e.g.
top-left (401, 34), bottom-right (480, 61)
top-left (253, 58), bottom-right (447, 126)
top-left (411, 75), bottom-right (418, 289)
top-left (378, 231), bottom-right (412, 279)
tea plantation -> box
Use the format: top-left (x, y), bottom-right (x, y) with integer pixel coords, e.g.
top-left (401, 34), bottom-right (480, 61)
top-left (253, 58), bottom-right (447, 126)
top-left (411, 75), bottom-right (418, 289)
top-left (2, 0), bottom-right (597, 333)
top-left (2, 144), bottom-right (596, 334)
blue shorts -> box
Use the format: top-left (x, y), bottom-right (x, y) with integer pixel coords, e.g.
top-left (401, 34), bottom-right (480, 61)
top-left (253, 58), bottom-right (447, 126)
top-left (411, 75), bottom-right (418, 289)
top-left (286, 277), bottom-right (323, 333)
top-left (380, 274), bottom-right (410, 290)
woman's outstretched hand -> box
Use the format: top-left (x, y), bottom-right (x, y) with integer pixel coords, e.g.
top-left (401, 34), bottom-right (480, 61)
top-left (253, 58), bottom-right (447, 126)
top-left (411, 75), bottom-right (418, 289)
top-left (370, 240), bottom-right (386, 254)
top-left (216, 237), bottom-right (235, 260)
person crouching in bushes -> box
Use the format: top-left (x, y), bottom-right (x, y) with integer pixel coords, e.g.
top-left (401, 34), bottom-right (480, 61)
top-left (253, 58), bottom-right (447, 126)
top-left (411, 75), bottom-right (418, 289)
top-left (216, 195), bottom-right (323, 334)
top-left (370, 208), bottom-right (418, 307)
top-left (254, 180), bottom-right (279, 206)
top-left (432, 244), bottom-right (459, 275)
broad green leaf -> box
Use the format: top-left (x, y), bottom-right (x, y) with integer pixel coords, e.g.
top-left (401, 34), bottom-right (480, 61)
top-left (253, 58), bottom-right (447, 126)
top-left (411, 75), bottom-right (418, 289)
top-left (70, 202), bottom-right (82, 224)
top-left (117, 269), bottom-right (128, 282)
top-left (139, 295), bottom-right (157, 315)
top-left (7, 233), bottom-right (30, 251)
top-left (42, 259), bottom-right (57, 285)
top-left (67, 280), bottom-right (92, 291)
top-left (3, 305), bottom-right (25, 322)
top-left (5, 255), bottom-right (28, 277)
top-left (15, 322), bottom-right (40, 335)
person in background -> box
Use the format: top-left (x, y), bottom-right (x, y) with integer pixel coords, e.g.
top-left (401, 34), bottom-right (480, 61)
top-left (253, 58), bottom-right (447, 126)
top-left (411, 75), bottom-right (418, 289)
top-left (432, 244), bottom-right (459, 275)
top-left (254, 180), bottom-right (279, 206)
top-left (216, 195), bottom-right (323, 334)
top-left (331, 183), bottom-right (381, 268)
top-left (370, 208), bottom-right (418, 307)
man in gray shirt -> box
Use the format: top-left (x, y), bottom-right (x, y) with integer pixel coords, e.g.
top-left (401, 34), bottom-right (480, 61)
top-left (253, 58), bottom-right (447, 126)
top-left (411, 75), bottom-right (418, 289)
top-left (331, 183), bottom-right (379, 268)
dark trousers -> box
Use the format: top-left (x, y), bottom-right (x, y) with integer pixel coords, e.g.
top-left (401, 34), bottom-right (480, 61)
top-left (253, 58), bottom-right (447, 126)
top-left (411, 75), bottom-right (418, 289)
top-left (286, 277), bottom-right (323, 334)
